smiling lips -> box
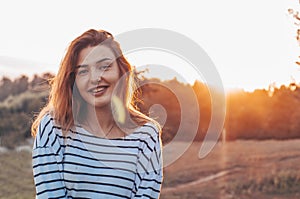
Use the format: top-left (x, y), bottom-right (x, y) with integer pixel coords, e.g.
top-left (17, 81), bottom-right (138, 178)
top-left (88, 85), bottom-right (109, 96)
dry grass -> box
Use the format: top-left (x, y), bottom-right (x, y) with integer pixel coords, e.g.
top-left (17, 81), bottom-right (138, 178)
top-left (161, 140), bottom-right (300, 199)
top-left (1, 140), bottom-right (300, 199)
top-left (0, 151), bottom-right (35, 199)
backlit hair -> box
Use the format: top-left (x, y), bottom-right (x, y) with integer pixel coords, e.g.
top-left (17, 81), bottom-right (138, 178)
top-left (31, 29), bottom-right (160, 136)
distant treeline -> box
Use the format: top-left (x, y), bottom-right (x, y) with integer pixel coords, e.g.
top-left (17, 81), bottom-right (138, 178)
top-left (0, 73), bottom-right (53, 148)
top-left (142, 79), bottom-right (300, 143)
top-left (225, 84), bottom-right (300, 140)
top-left (1, 73), bottom-right (300, 148)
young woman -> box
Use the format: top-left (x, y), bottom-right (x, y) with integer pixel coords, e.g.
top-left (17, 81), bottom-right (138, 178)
top-left (31, 29), bottom-right (163, 198)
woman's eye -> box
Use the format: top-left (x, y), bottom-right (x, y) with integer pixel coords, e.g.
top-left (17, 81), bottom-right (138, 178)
top-left (77, 69), bottom-right (88, 75)
top-left (98, 64), bottom-right (111, 71)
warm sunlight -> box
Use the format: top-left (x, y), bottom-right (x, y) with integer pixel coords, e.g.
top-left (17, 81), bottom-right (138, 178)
top-left (1, 1), bottom-right (300, 198)
top-left (0, 0), bottom-right (299, 93)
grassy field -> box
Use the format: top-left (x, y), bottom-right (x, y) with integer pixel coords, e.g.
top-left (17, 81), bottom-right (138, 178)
top-left (0, 150), bottom-right (34, 199)
top-left (1, 140), bottom-right (300, 199)
top-left (161, 140), bottom-right (300, 199)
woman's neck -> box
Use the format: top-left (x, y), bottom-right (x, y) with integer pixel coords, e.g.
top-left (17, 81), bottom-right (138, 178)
top-left (84, 104), bottom-right (115, 134)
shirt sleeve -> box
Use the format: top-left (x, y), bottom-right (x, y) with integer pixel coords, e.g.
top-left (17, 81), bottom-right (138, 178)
top-left (32, 114), bottom-right (67, 199)
top-left (133, 125), bottom-right (163, 199)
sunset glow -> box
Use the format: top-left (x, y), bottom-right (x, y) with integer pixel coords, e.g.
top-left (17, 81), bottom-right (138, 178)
top-left (0, 0), bottom-right (299, 92)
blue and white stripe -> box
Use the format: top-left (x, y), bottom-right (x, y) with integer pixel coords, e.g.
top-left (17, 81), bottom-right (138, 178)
top-left (32, 114), bottom-right (163, 199)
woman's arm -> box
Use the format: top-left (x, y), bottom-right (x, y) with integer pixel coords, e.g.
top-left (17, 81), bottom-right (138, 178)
top-left (32, 115), bottom-right (67, 198)
top-left (133, 125), bottom-right (163, 199)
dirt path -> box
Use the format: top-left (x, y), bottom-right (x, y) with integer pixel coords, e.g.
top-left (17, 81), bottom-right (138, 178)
top-left (0, 146), bottom-right (8, 153)
top-left (163, 168), bottom-right (241, 193)
top-left (0, 145), bottom-right (32, 153)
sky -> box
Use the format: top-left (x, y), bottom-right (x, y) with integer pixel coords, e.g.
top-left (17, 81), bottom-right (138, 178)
top-left (0, 0), bottom-right (299, 92)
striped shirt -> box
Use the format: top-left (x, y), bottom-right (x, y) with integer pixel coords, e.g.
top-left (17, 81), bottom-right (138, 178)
top-left (32, 114), bottom-right (163, 199)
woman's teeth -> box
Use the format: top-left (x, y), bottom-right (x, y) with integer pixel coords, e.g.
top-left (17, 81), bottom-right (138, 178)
top-left (93, 87), bottom-right (104, 93)
top-left (90, 86), bottom-right (107, 94)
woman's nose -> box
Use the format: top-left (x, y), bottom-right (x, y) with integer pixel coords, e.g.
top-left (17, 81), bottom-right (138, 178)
top-left (90, 68), bottom-right (104, 83)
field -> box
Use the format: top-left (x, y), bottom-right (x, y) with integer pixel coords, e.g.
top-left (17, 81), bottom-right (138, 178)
top-left (0, 149), bottom-right (34, 199)
top-left (161, 140), bottom-right (300, 199)
top-left (1, 140), bottom-right (300, 199)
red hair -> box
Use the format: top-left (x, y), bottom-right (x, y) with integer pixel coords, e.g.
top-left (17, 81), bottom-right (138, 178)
top-left (31, 29), bottom-right (159, 136)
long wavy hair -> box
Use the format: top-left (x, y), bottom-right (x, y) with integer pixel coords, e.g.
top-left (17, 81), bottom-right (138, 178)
top-left (31, 29), bottom-right (160, 136)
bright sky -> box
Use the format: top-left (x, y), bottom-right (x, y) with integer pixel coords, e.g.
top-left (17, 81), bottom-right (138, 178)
top-left (0, 0), bottom-right (299, 91)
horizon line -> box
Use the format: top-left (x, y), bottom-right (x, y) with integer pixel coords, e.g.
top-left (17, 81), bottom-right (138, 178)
top-left (0, 72), bottom-right (298, 94)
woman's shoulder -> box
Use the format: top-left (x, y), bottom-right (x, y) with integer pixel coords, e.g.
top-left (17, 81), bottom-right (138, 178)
top-left (34, 113), bottom-right (63, 148)
top-left (39, 112), bottom-right (54, 126)
top-left (130, 121), bottom-right (162, 154)
top-left (38, 113), bottom-right (61, 133)
top-left (131, 121), bottom-right (161, 141)
top-left (140, 121), bottom-right (160, 133)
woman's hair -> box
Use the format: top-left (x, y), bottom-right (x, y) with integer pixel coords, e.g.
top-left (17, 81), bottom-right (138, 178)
top-left (31, 29), bottom-right (160, 136)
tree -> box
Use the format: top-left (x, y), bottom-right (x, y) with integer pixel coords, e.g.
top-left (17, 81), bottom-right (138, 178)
top-left (12, 75), bottom-right (29, 95)
top-left (0, 76), bottom-right (13, 101)
top-left (288, 2), bottom-right (300, 65)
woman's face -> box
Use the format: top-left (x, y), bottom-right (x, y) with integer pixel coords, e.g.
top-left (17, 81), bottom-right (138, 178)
top-left (75, 45), bottom-right (120, 109)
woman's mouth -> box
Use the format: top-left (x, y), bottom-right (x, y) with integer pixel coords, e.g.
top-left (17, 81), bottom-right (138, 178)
top-left (88, 86), bottom-right (109, 96)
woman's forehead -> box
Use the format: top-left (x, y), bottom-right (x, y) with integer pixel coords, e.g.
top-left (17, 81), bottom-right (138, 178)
top-left (77, 45), bottom-right (116, 66)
